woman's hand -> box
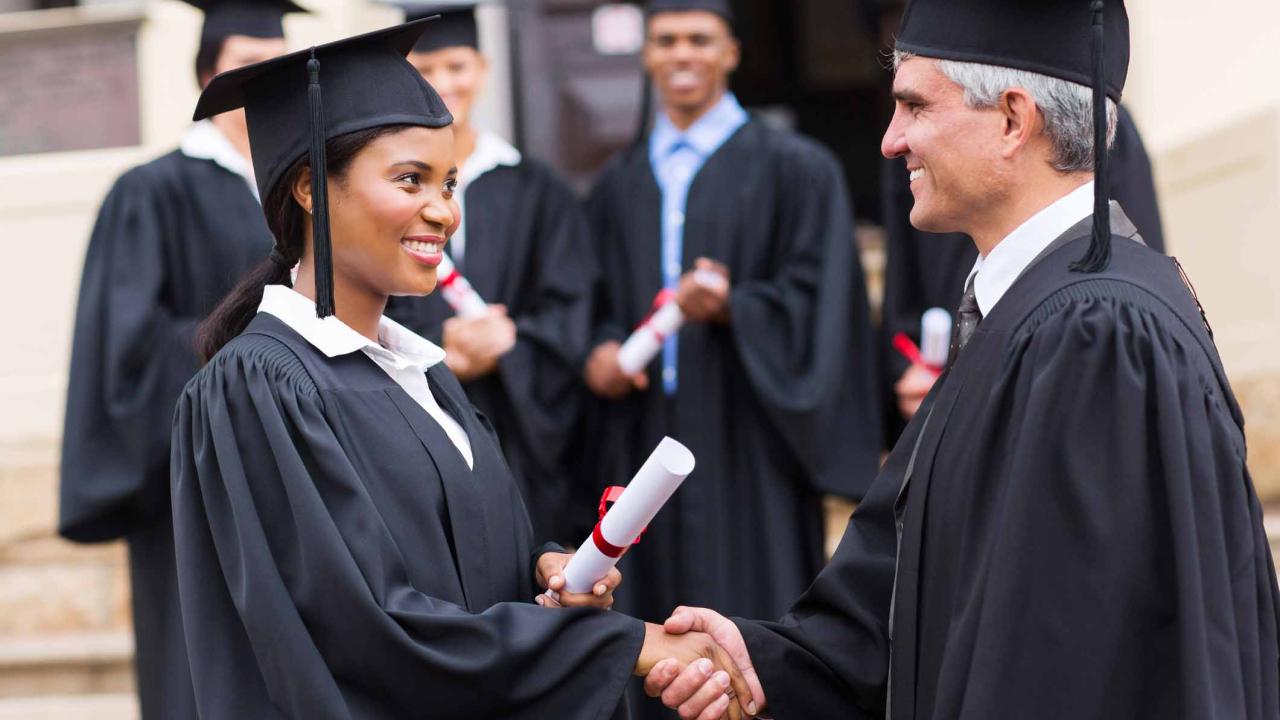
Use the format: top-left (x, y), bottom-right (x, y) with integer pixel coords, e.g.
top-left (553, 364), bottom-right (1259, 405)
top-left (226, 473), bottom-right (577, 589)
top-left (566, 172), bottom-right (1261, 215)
top-left (442, 305), bottom-right (517, 381)
top-left (635, 623), bottom-right (756, 720)
top-left (533, 552), bottom-right (620, 610)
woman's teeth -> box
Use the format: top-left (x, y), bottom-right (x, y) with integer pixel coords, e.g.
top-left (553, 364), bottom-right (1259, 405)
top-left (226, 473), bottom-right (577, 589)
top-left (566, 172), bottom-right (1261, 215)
top-left (403, 239), bottom-right (442, 254)
top-left (909, 168), bottom-right (925, 182)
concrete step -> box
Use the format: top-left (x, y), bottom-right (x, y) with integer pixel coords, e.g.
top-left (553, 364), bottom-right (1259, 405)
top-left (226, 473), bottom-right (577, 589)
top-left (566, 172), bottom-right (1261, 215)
top-left (0, 693), bottom-right (137, 720)
top-left (0, 632), bottom-right (133, 699)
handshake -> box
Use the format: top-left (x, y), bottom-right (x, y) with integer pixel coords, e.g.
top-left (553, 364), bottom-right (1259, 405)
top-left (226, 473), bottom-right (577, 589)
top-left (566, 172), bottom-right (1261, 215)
top-left (634, 607), bottom-right (765, 720)
top-left (535, 554), bottom-right (764, 719)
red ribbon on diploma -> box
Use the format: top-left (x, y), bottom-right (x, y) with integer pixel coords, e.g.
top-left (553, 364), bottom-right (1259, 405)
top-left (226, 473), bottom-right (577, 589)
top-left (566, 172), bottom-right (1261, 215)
top-left (630, 288), bottom-right (678, 340)
top-left (438, 268), bottom-right (462, 288)
top-left (591, 523), bottom-right (626, 558)
top-left (591, 486), bottom-right (647, 560)
top-left (893, 332), bottom-right (942, 376)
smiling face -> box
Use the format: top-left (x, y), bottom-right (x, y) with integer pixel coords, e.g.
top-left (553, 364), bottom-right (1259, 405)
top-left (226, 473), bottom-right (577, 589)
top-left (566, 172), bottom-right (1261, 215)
top-left (643, 11), bottom-right (739, 123)
top-left (314, 126), bottom-right (458, 301)
top-left (882, 56), bottom-right (1013, 236)
top-left (408, 46), bottom-right (488, 128)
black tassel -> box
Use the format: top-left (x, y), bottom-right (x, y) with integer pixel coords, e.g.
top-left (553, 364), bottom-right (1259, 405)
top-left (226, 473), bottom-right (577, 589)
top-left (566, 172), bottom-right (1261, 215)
top-left (1072, 0), bottom-right (1112, 274)
top-left (307, 50), bottom-right (335, 318)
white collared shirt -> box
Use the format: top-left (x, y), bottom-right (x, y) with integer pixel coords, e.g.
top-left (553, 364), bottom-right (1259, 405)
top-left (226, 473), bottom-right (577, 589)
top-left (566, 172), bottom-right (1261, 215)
top-left (967, 181), bottom-right (1096, 316)
top-left (258, 285), bottom-right (474, 469)
top-left (179, 120), bottom-right (259, 201)
top-left (451, 130), bottom-right (522, 265)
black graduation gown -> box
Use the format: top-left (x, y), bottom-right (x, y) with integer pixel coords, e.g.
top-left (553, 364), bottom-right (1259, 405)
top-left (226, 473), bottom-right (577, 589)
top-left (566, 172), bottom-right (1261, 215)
top-left (584, 119), bottom-right (882, 622)
top-left (59, 149), bottom-right (272, 719)
top-left (879, 105), bottom-right (1166, 441)
top-left (170, 313), bottom-right (643, 719)
top-left (735, 210), bottom-right (1280, 719)
top-left (386, 160), bottom-right (594, 545)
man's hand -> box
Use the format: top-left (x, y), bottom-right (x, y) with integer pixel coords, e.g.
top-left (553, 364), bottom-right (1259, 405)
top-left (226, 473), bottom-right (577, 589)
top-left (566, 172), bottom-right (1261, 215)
top-left (533, 552), bottom-right (620, 610)
top-left (643, 606), bottom-right (764, 720)
top-left (584, 341), bottom-right (649, 399)
top-left (895, 362), bottom-right (940, 420)
top-left (443, 305), bottom-right (517, 382)
top-left (676, 258), bottom-right (731, 324)
top-left (635, 623), bottom-right (756, 720)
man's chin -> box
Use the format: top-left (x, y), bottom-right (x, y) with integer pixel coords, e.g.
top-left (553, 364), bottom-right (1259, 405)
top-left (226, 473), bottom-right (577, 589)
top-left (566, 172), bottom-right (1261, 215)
top-left (908, 204), bottom-right (961, 235)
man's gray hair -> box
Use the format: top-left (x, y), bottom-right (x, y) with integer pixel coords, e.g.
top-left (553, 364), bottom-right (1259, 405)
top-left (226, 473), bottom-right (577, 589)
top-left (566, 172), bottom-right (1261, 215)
top-left (892, 50), bottom-right (1118, 173)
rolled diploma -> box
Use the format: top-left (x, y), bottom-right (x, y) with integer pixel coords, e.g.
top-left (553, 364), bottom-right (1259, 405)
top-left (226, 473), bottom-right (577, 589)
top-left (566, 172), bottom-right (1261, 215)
top-left (551, 437), bottom-right (696, 595)
top-left (436, 253), bottom-right (489, 319)
top-left (617, 300), bottom-right (684, 375)
top-left (615, 272), bottom-right (727, 375)
top-left (920, 307), bottom-right (953, 369)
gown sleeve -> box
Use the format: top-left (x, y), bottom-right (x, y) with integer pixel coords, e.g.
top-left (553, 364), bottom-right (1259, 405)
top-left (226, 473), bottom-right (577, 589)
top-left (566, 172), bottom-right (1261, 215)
top-left (732, 408), bottom-right (906, 719)
top-left (920, 284), bottom-right (1278, 718)
top-left (60, 168), bottom-right (200, 541)
top-left (171, 338), bottom-right (644, 720)
top-left (496, 170), bottom-right (595, 484)
top-left (725, 140), bottom-right (882, 497)
top-left (583, 173), bottom-right (629, 350)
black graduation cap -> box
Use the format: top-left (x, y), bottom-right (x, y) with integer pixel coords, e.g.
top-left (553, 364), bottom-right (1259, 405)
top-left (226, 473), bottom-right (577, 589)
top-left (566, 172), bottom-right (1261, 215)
top-left (193, 18), bottom-right (453, 317)
top-left (392, 2), bottom-right (481, 53)
top-left (897, 0), bottom-right (1129, 272)
top-left (180, 0), bottom-right (309, 42)
top-left (646, 0), bottom-right (734, 24)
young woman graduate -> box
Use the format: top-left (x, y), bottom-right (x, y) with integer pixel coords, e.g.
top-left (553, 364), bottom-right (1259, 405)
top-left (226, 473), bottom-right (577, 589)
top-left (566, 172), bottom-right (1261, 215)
top-left (382, 2), bottom-right (594, 545)
top-left (171, 19), bottom-right (756, 720)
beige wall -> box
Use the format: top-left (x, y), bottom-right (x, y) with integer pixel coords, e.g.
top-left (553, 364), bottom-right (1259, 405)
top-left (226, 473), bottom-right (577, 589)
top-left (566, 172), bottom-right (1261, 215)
top-left (1126, 0), bottom-right (1280, 495)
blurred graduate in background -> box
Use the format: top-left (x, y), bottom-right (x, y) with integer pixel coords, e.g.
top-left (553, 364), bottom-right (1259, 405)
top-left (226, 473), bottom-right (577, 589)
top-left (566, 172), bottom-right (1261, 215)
top-left (57, 1), bottom-right (304, 716)
top-left (383, 2), bottom-right (596, 545)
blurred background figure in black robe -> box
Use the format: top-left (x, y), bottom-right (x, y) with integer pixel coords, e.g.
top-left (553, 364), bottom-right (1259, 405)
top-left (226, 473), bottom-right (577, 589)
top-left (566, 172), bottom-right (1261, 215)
top-left (583, 1), bottom-right (880, 715)
top-left (383, 2), bottom-right (594, 545)
top-left (870, 0), bottom-right (1168, 444)
top-left (171, 21), bottom-right (759, 719)
top-left (57, 1), bottom-right (303, 716)
top-left (643, 1), bottom-right (1280, 717)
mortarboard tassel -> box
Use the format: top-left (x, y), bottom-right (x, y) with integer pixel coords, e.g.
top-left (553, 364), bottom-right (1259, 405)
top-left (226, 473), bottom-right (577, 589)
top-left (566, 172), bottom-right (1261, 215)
top-left (1072, 0), bottom-right (1112, 273)
top-left (307, 49), bottom-right (336, 318)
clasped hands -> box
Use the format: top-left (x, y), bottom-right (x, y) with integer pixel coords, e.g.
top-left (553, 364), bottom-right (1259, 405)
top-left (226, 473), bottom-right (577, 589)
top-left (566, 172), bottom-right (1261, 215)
top-left (637, 606), bottom-right (764, 720)
top-left (534, 555), bottom-right (763, 719)
top-left (585, 258), bottom-right (731, 400)
top-left (443, 304), bottom-right (517, 382)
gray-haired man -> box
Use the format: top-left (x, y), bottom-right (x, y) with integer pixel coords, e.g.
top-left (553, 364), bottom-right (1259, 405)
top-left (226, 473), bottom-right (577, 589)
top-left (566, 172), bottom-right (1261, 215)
top-left (643, 1), bottom-right (1280, 718)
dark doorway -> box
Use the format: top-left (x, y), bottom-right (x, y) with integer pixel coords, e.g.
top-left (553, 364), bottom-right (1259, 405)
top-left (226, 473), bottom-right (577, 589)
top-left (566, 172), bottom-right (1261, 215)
top-left (508, 0), bottom-right (892, 221)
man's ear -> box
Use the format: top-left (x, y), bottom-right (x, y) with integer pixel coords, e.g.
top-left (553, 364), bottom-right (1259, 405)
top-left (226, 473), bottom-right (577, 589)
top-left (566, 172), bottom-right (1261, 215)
top-left (998, 87), bottom-right (1041, 160)
top-left (724, 36), bottom-right (741, 74)
top-left (292, 167), bottom-right (313, 215)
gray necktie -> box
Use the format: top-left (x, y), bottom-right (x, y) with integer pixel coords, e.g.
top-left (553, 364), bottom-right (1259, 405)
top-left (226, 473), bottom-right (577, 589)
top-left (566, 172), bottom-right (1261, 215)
top-left (947, 276), bottom-right (982, 369)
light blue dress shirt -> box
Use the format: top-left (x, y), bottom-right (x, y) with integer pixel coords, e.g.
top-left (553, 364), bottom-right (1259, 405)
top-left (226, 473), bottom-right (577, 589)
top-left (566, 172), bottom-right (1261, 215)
top-left (648, 92), bottom-right (748, 395)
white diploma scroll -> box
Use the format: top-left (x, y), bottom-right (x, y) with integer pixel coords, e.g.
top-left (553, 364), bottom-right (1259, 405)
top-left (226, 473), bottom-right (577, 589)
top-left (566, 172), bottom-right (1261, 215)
top-left (615, 272), bottom-right (729, 375)
top-left (617, 298), bottom-right (684, 375)
top-left (436, 253), bottom-right (489, 319)
top-left (550, 437), bottom-right (696, 596)
top-left (920, 307), bottom-right (953, 370)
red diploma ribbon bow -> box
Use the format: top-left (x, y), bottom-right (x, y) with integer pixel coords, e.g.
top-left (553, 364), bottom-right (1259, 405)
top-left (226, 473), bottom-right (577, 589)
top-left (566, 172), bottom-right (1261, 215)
top-left (893, 332), bottom-right (942, 376)
top-left (631, 288), bottom-right (678, 340)
top-left (591, 486), bottom-right (647, 559)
